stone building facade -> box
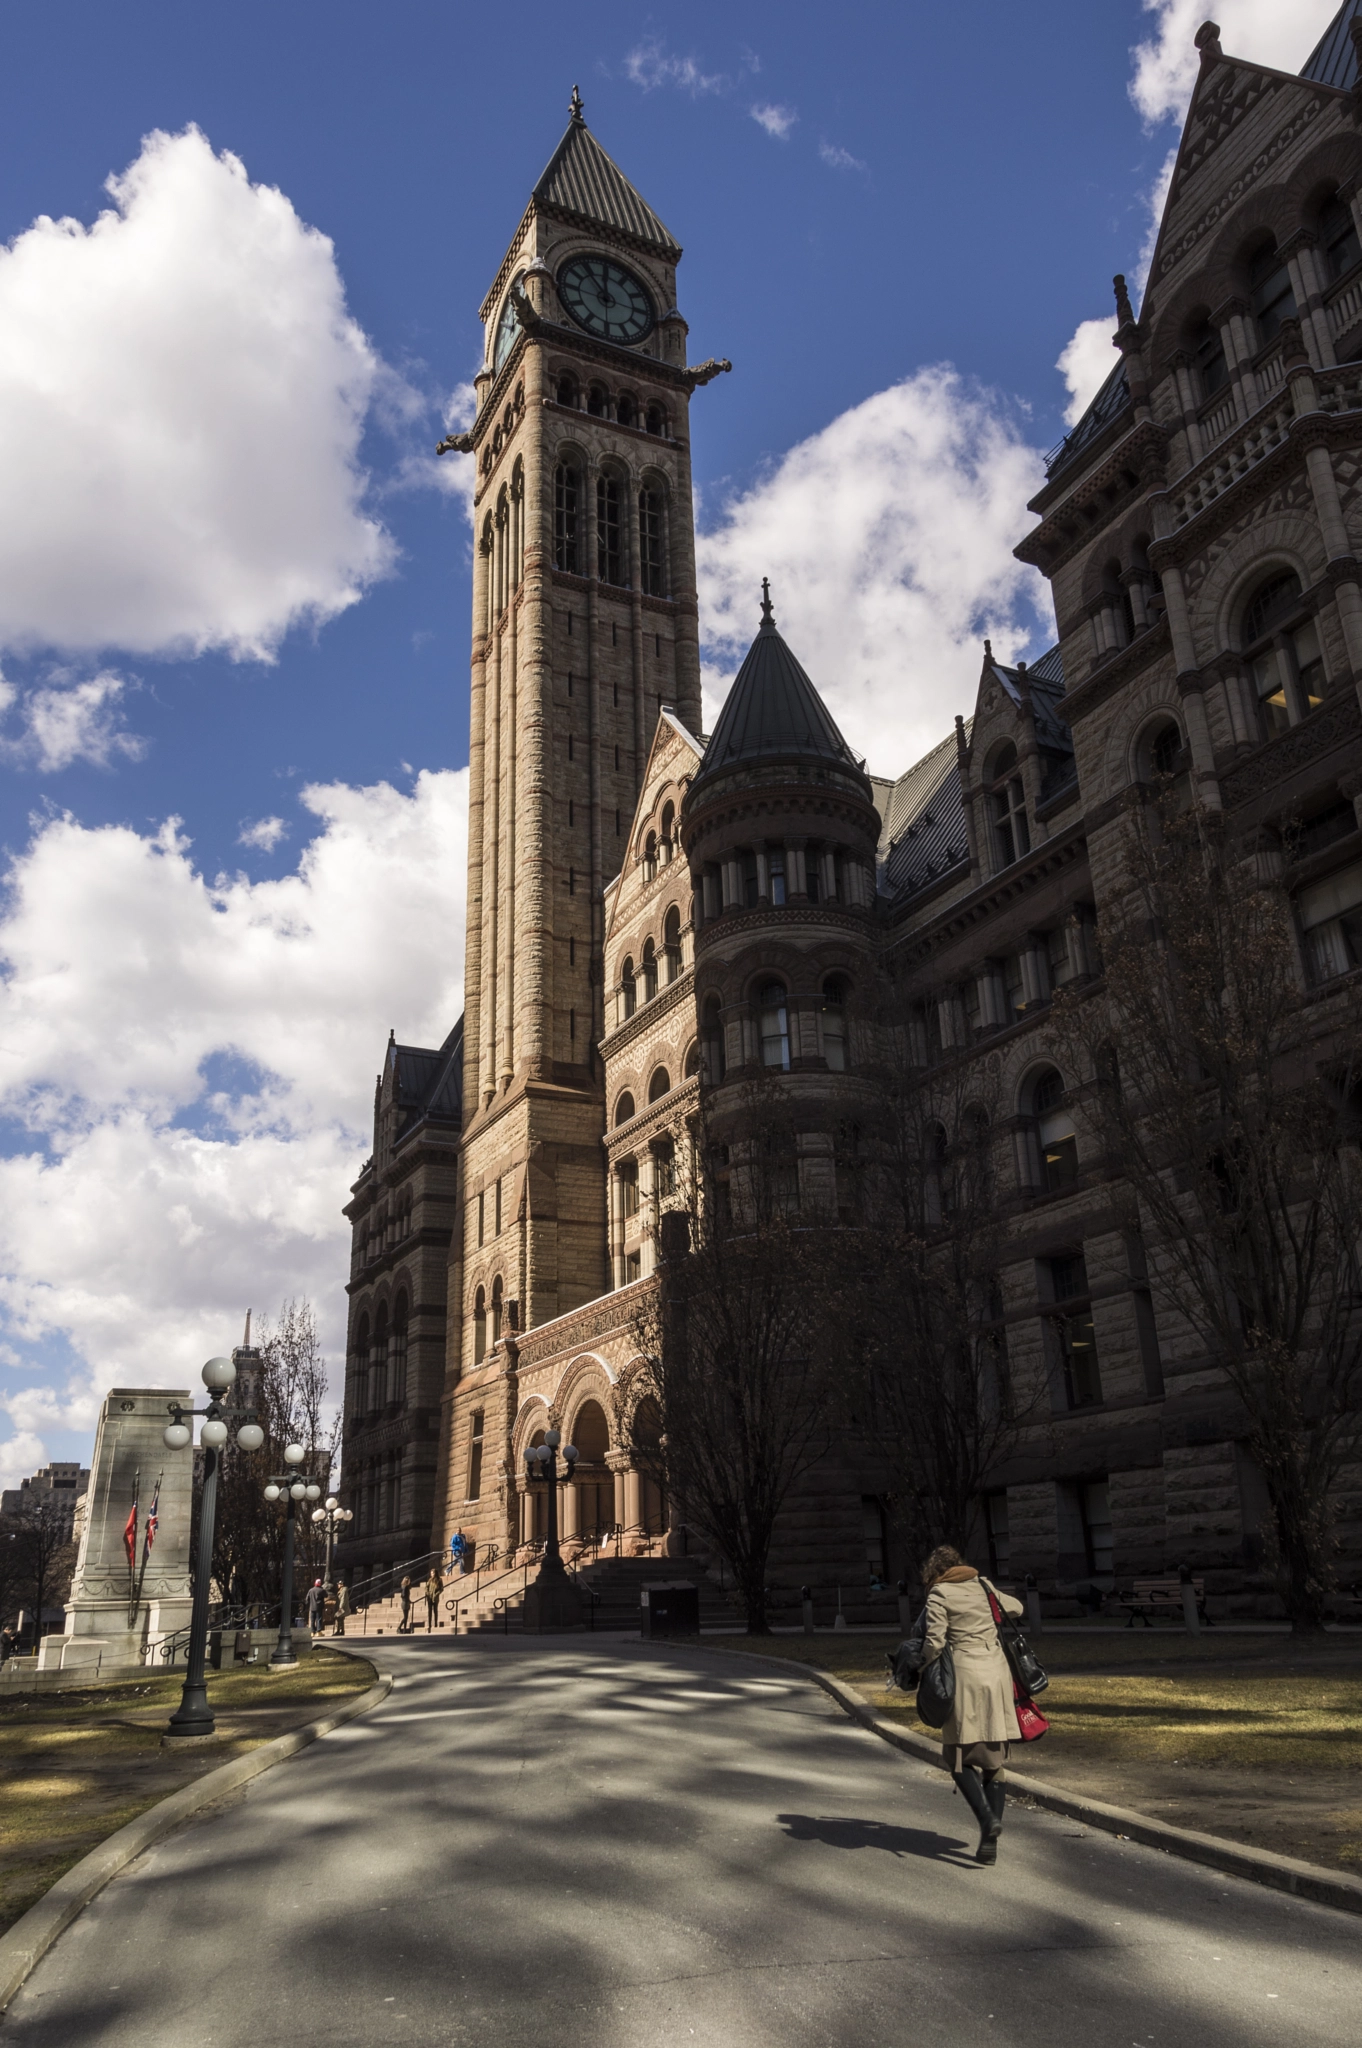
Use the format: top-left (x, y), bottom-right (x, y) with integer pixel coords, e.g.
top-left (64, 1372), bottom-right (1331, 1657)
top-left (338, 19), bottom-right (1362, 1610)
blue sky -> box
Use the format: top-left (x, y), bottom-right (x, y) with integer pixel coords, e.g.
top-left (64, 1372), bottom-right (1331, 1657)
top-left (0, 1), bottom-right (1342, 1481)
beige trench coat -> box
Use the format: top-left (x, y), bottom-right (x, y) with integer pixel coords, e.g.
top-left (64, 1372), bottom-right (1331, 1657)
top-left (922, 1570), bottom-right (1023, 1747)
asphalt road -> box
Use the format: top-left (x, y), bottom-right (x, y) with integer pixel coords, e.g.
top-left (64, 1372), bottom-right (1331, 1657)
top-left (5, 1636), bottom-right (1358, 2048)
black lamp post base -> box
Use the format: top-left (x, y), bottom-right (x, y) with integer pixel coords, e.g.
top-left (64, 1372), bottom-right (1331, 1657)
top-left (523, 1560), bottom-right (585, 1632)
top-left (166, 1686), bottom-right (216, 1740)
top-left (268, 1646), bottom-right (298, 1668)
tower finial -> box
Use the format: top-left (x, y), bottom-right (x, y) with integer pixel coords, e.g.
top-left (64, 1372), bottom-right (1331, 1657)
top-left (570, 83), bottom-right (585, 123)
top-left (243, 1309), bottom-right (251, 1348)
top-left (760, 577), bottom-right (774, 626)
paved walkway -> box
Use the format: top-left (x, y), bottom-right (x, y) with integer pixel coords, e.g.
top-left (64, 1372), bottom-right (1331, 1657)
top-left (5, 1636), bottom-right (1359, 2047)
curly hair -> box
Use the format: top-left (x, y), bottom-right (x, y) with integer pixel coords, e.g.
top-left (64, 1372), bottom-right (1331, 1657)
top-left (920, 1543), bottom-right (965, 1588)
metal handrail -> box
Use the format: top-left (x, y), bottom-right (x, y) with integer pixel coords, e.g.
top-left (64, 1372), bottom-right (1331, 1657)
top-left (145, 1601), bottom-right (280, 1666)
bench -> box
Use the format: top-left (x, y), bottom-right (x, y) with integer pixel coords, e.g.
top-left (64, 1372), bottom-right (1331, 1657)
top-left (1120, 1576), bottom-right (1210, 1628)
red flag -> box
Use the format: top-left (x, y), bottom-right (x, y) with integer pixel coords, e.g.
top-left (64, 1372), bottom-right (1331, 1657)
top-left (142, 1479), bottom-right (160, 1559)
top-left (123, 1493), bottom-right (138, 1570)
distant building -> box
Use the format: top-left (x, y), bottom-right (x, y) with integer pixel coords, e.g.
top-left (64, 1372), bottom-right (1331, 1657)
top-left (2, 1462), bottom-right (90, 1544)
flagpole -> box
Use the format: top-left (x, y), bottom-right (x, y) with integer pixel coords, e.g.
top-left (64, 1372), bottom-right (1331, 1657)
top-left (125, 1468), bottom-right (141, 1630)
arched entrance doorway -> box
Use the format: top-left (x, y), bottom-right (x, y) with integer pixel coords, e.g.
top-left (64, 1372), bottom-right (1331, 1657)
top-left (632, 1396), bottom-right (667, 1540)
top-left (570, 1399), bottom-right (613, 1541)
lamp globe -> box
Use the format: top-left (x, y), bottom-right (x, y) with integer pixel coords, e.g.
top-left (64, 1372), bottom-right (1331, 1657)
top-left (202, 1356), bottom-right (236, 1393)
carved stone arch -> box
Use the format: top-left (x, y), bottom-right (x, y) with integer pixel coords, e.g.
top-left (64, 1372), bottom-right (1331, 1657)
top-left (1077, 509), bottom-right (1157, 605)
top-left (1281, 131), bottom-right (1362, 223)
top-left (1098, 673), bottom-right (1186, 788)
top-left (552, 1352), bottom-right (618, 1431)
top-left (511, 1395), bottom-right (552, 1463)
top-left (610, 1352), bottom-right (657, 1437)
top-left (1194, 513), bottom-right (1324, 651)
top-left (554, 436), bottom-right (591, 474)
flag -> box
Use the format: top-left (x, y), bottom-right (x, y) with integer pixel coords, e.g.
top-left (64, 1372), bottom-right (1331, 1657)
top-left (123, 1491), bottom-right (138, 1571)
top-left (142, 1478), bottom-right (160, 1560)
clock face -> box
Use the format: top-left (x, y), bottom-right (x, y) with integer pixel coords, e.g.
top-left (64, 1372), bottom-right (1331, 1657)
top-left (493, 276), bottom-right (523, 371)
top-left (557, 256), bottom-right (653, 344)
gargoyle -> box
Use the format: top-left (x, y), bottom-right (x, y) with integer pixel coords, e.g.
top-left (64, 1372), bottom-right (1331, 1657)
top-left (510, 280), bottom-right (541, 334)
top-left (686, 357), bottom-right (732, 388)
top-left (435, 430), bottom-right (475, 457)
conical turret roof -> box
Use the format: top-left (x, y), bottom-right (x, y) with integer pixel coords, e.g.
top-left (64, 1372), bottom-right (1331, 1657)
top-left (693, 584), bottom-right (866, 793)
top-left (531, 91), bottom-right (680, 255)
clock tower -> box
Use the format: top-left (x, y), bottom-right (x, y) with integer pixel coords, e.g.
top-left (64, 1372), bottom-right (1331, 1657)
top-left (450, 90), bottom-right (723, 1365)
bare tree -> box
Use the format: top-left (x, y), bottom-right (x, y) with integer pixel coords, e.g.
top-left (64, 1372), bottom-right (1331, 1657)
top-left (213, 1298), bottom-right (339, 1603)
top-left (1052, 787), bottom-right (1362, 1631)
top-left (5, 1498), bottom-right (76, 1645)
top-left (629, 1082), bottom-right (842, 1634)
top-left (844, 974), bottom-right (1033, 1573)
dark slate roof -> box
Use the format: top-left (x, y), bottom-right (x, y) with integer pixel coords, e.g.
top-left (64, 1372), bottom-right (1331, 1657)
top-left (881, 758), bottom-right (970, 902)
top-left (390, 1015), bottom-right (463, 1142)
top-left (1302, 1), bottom-right (1362, 89)
top-left (1044, 359), bottom-right (1131, 483)
top-left (692, 593), bottom-right (866, 794)
top-left (532, 112), bottom-right (680, 255)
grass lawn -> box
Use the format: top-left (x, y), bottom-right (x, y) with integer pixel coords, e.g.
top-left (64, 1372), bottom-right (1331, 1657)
top-left (706, 1630), bottom-right (1362, 1873)
top-left (0, 1647), bottom-right (376, 1939)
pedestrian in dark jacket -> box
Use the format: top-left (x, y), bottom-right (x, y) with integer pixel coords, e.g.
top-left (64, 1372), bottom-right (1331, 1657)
top-left (399, 1576), bottom-right (413, 1634)
top-left (305, 1580), bottom-right (325, 1634)
top-left (333, 1578), bottom-right (351, 1636)
top-left (424, 1569), bottom-right (444, 1632)
top-left (919, 1545), bottom-right (1025, 1865)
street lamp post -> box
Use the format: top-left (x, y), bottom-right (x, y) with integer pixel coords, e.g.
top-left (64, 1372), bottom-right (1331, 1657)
top-left (263, 1447), bottom-right (321, 1667)
top-left (522, 1429), bottom-right (584, 1632)
top-left (310, 1496), bottom-right (353, 1595)
top-left (162, 1356), bottom-right (265, 1741)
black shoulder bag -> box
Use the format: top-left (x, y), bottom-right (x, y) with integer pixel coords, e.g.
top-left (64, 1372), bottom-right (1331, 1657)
top-left (980, 1577), bottom-right (1048, 1696)
top-left (915, 1641), bottom-right (956, 1728)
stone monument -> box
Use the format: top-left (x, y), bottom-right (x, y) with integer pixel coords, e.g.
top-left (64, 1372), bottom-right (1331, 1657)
top-left (38, 1386), bottom-right (193, 1674)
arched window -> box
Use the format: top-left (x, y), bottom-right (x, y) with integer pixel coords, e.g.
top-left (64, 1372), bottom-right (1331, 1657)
top-left (473, 1288), bottom-right (487, 1365)
top-left (664, 905), bottom-right (682, 982)
top-left (555, 374), bottom-right (578, 408)
top-left (645, 403), bottom-right (665, 437)
top-left (767, 844), bottom-right (787, 905)
top-left (660, 801), bottom-right (675, 857)
top-left (619, 1159), bottom-right (639, 1218)
top-left (643, 832), bottom-right (658, 883)
top-left (648, 1066), bottom-right (671, 1103)
top-left (490, 1277), bottom-right (503, 1344)
top-left (587, 384), bottom-right (608, 418)
top-left (1189, 315), bottom-right (1227, 398)
top-left (759, 981), bottom-right (790, 1070)
top-left (596, 475), bottom-right (623, 584)
top-left (701, 994), bottom-right (725, 1084)
top-left (821, 977), bottom-right (848, 1071)
top-left (1320, 191), bottom-right (1362, 282)
top-left (653, 1134), bottom-right (676, 1197)
top-left (1102, 558), bottom-right (1134, 648)
top-left (620, 958), bottom-right (636, 1020)
top-left (372, 1302), bottom-right (389, 1407)
top-left (640, 487), bottom-right (665, 596)
top-left (988, 744), bottom-right (1030, 869)
top-left (1145, 719), bottom-right (1184, 779)
top-left (392, 1295), bottom-right (409, 1405)
top-left (615, 1091), bottom-right (636, 1127)
top-left (1248, 239), bottom-right (1296, 345)
top-left (616, 392), bottom-right (637, 428)
top-left (353, 1313), bottom-right (370, 1415)
top-left (571, 1398), bottom-right (610, 1464)
top-left (1242, 570), bottom-right (1322, 735)
top-left (641, 938), bottom-right (658, 1002)
top-left (1028, 1067), bottom-right (1077, 1192)
top-left (684, 1040), bottom-right (700, 1078)
top-left (554, 463), bottom-right (580, 575)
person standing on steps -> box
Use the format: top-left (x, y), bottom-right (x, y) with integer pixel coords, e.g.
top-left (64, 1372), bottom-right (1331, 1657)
top-left (333, 1576), bottom-right (351, 1636)
top-left (306, 1579), bottom-right (325, 1636)
top-left (919, 1545), bottom-right (1024, 1865)
top-left (424, 1566), bottom-right (444, 1632)
top-left (399, 1575), bottom-right (414, 1634)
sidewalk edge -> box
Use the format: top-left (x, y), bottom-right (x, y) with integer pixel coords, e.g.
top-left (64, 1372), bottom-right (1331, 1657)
top-left (695, 1640), bottom-right (1362, 1918)
top-left (0, 1668), bottom-right (393, 2013)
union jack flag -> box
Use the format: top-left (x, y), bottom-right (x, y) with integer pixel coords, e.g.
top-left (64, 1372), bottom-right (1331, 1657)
top-left (123, 1486), bottom-right (138, 1571)
top-left (142, 1477), bottom-right (160, 1559)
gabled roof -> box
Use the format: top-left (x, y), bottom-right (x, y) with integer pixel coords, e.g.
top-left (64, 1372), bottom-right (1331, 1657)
top-left (388, 1016), bottom-right (463, 1141)
top-left (692, 586), bottom-right (866, 795)
top-left (532, 106), bottom-right (680, 256)
top-left (1302, 1), bottom-right (1362, 89)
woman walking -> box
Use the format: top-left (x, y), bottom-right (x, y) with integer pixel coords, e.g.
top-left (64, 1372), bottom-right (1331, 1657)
top-left (919, 1545), bottom-right (1025, 1865)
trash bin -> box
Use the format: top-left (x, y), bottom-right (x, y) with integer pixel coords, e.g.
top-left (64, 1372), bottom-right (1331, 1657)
top-left (641, 1581), bottom-right (700, 1639)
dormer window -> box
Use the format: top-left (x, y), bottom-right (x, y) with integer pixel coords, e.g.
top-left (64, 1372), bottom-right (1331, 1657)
top-left (1248, 240), bottom-right (1296, 346)
top-left (988, 744), bottom-right (1030, 869)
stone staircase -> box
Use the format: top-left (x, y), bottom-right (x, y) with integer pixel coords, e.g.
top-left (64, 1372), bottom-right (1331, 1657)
top-left (351, 1552), bottom-right (740, 1637)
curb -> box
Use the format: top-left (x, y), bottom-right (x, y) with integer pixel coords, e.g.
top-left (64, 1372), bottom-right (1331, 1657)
top-left (0, 1667), bottom-right (393, 2013)
top-left (694, 1641), bottom-right (1362, 1919)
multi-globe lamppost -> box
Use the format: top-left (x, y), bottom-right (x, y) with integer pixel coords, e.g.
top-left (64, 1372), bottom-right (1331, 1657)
top-left (263, 1446), bottom-right (320, 1667)
top-left (522, 1429), bottom-right (584, 1630)
top-left (162, 1355), bottom-right (264, 1740)
top-left (311, 1496), bottom-right (353, 1596)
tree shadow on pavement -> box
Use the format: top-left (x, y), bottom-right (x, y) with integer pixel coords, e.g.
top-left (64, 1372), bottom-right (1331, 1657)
top-left (776, 1812), bottom-right (969, 1862)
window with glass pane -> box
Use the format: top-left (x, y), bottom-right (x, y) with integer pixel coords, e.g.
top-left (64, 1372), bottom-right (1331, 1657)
top-left (822, 980), bottom-right (847, 1070)
top-left (467, 1409), bottom-right (485, 1500)
top-left (1050, 1251), bottom-right (1089, 1301)
top-left (1004, 955), bottom-right (1026, 1021)
top-left (473, 1291), bottom-right (486, 1364)
top-left (986, 1492), bottom-right (1011, 1579)
top-left (993, 777), bottom-right (1030, 867)
top-left (1299, 861), bottom-right (1362, 983)
top-left (619, 1161), bottom-right (639, 1217)
top-left (1036, 1078), bottom-right (1078, 1188)
top-left (639, 488), bottom-right (665, 595)
top-left (596, 476), bottom-right (622, 583)
top-left (1081, 1479), bottom-right (1114, 1580)
top-left (1252, 646), bottom-right (1291, 734)
top-left (554, 464), bottom-right (579, 574)
top-left (742, 851), bottom-right (759, 908)
top-left (1060, 1309), bottom-right (1102, 1406)
top-left (1192, 318), bottom-right (1228, 396)
top-left (1322, 194), bottom-right (1361, 281)
top-left (1244, 570), bottom-right (1301, 643)
top-left (768, 847), bottom-right (786, 905)
top-left (1249, 241), bottom-right (1296, 342)
top-left (1291, 619), bottom-right (1325, 711)
top-left (641, 941), bottom-right (658, 1001)
top-left (759, 982), bottom-right (790, 1069)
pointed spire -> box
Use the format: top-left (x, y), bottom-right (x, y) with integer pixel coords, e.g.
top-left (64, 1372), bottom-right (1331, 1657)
top-left (1113, 273), bottom-right (1135, 329)
top-left (693, 606), bottom-right (865, 793)
top-left (531, 106), bottom-right (680, 254)
top-left (243, 1309), bottom-right (252, 1348)
top-left (760, 577), bottom-right (775, 629)
top-left (983, 638), bottom-right (994, 662)
top-left (569, 83), bottom-right (584, 123)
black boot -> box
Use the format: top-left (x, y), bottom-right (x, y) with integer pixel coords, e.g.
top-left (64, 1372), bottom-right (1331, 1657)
top-left (981, 1776), bottom-right (1005, 1861)
top-left (953, 1770), bottom-right (1000, 1863)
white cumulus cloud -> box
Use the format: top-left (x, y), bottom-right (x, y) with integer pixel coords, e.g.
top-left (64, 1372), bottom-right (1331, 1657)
top-left (1056, 318), bottom-right (1122, 428)
top-left (751, 104), bottom-right (797, 140)
top-left (1129, 0), bottom-right (1340, 128)
top-left (0, 125), bottom-right (393, 663)
top-left (0, 769), bottom-right (468, 1466)
top-left (237, 816), bottom-right (287, 852)
top-left (623, 40), bottom-right (727, 96)
top-left (696, 369), bottom-right (1051, 777)
top-left (0, 667), bottom-right (146, 771)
